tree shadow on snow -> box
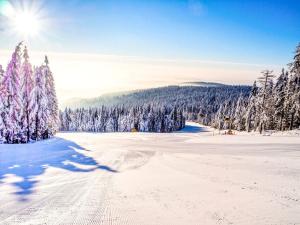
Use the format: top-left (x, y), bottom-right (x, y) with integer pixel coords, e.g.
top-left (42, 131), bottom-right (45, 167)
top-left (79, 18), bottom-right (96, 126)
top-left (0, 137), bottom-right (117, 201)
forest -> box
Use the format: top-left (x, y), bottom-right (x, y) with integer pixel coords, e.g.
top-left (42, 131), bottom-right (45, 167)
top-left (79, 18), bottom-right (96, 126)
top-left (60, 85), bottom-right (250, 133)
top-left (59, 105), bottom-right (185, 133)
top-left (60, 85), bottom-right (251, 132)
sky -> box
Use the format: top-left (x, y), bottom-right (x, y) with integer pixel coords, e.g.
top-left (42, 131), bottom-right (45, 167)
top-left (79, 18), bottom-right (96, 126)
top-left (0, 0), bottom-right (299, 102)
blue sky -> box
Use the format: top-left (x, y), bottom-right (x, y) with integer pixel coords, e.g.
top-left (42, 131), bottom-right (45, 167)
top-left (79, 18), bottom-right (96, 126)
top-left (1, 0), bottom-right (299, 64)
top-left (0, 0), bottom-right (299, 100)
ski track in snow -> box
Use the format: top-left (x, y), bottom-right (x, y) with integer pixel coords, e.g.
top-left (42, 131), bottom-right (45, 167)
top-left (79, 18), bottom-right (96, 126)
top-left (0, 122), bottom-right (300, 225)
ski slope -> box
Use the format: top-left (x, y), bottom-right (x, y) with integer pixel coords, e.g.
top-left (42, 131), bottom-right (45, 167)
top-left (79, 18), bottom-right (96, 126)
top-left (0, 123), bottom-right (300, 225)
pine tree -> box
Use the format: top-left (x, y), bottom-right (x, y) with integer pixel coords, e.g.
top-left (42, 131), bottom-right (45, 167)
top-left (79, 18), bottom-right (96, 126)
top-left (1, 42), bottom-right (23, 143)
top-left (233, 94), bottom-right (246, 131)
top-left (245, 81), bottom-right (258, 132)
top-left (0, 65), bottom-right (8, 143)
top-left (214, 104), bottom-right (223, 130)
top-left (257, 70), bottom-right (275, 133)
top-left (20, 46), bottom-right (34, 142)
top-left (30, 66), bottom-right (48, 140)
top-left (274, 69), bottom-right (288, 130)
top-left (287, 43), bottom-right (300, 129)
top-left (0, 65), bottom-right (5, 142)
top-left (0, 89), bottom-right (7, 143)
top-left (265, 79), bottom-right (275, 130)
top-left (42, 56), bottom-right (59, 137)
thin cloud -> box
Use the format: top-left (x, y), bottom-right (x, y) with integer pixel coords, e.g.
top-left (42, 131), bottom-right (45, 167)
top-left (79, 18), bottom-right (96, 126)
top-left (0, 49), bottom-right (282, 101)
top-left (4, 50), bottom-right (279, 68)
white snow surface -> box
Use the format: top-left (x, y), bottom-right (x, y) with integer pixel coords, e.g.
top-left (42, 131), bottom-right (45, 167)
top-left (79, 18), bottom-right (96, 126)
top-left (0, 122), bottom-right (300, 225)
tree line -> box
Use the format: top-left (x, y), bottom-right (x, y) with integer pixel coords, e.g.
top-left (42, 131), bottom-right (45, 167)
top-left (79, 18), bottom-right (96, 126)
top-left (213, 43), bottom-right (300, 132)
top-left (0, 43), bottom-right (58, 143)
top-left (59, 105), bottom-right (185, 133)
top-left (60, 85), bottom-right (250, 133)
top-left (3, 42), bottom-right (297, 141)
top-left (63, 84), bottom-right (251, 130)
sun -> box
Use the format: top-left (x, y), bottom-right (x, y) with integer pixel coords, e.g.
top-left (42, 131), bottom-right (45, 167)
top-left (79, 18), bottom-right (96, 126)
top-left (13, 11), bottom-right (40, 37)
top-left (0, 0), bottom-right (44, 39)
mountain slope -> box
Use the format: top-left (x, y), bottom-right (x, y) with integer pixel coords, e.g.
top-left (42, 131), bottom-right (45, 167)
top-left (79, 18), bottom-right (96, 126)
top-left (62, 84), bottom-right (251, 109)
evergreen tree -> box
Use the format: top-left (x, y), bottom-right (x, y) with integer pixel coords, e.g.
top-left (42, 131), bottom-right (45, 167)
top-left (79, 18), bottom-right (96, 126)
top-left (42, 56), bottom-right (59, 137)
top-left (274, 69), bottom-right (288, 130)
top-left (287, 43), bottom-right (300, 129)
top-left (20, 46), bottom-right (34, 142)
top-left (0, 89), bottom-right (7, 143)
top-left (0, 65), bottom-right (5, 142)
top-left (265, 79), bottom-right (275, 130)
top-left (257, 70), bottom-right (275, 133)
top-left (233, 94), bottom-right (246, 131)
top-left (245, 81), bottom-right (258, 132)
top-left (30, 66), bottom-right (48, 140)
top-left (1, 42), bottom-right (23, 143)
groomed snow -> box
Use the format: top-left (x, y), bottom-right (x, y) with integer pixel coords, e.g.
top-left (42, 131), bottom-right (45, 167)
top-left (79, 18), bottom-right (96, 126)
top-left (0, 122), bottom-right (300, 225)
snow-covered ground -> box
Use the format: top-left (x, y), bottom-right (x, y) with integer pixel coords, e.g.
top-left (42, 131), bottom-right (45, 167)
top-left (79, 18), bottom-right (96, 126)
top-left (1, 122), bottom-right (300, 225)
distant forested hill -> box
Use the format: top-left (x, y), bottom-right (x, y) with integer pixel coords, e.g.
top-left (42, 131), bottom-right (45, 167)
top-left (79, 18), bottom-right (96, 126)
top-left (62, 85), bottom-right (251, 110)
top-left (60, 84), bottom-right (251, 128)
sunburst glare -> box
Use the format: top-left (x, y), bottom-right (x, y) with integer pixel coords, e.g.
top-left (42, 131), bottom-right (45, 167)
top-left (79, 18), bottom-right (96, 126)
top-left (0, 0), bottom-right (45, 39)
top-left (12, 11), bottom-right (40, 37)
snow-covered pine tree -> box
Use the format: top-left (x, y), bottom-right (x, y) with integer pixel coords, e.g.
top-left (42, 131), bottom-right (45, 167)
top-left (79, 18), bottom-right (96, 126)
top-left (214, 104), bottom-right (224, 130)
top-left (257, 70), bottom-right (275, 133)
top-left (245, 81), bottom-right (258, 132)
top-left (265, 78), bottom-right (275, 130)
top-left (42, 56), bottom-right (59, 137)
top-left (139, 106), bottom-right (149, 132)
top-left (0, 64), bottom-right (4, 142)
top-left (222, 100), bottom-right (233, 130)
top-left (147, 105), bottom-right (156, 132)
top-left (283, 72), bottom-right (295, 130)
top-left (274, 69), bottom-right (289, 130)
top-left (1, 42), bottom-right (23, 143)
top-left (0, 87), bottom-right (7, 143)
top-left (287, 43), bottom-right (300, 129)
top-left (233, 93), bottom-right (247, 131)
top-left (20, 46), bottom-right (34, 142)
top-left (0, 65), bottom-right (8, 143)
top-left (30, 66), bottom-right (48, 140)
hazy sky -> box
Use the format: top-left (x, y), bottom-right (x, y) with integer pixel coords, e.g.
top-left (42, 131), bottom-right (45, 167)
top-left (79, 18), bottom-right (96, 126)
top-left (0, 0), bottom-right (299, 101)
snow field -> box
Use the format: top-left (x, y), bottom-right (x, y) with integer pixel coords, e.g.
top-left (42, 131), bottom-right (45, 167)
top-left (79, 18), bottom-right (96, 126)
top-left (0, 122), bottom-right (300, 225)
